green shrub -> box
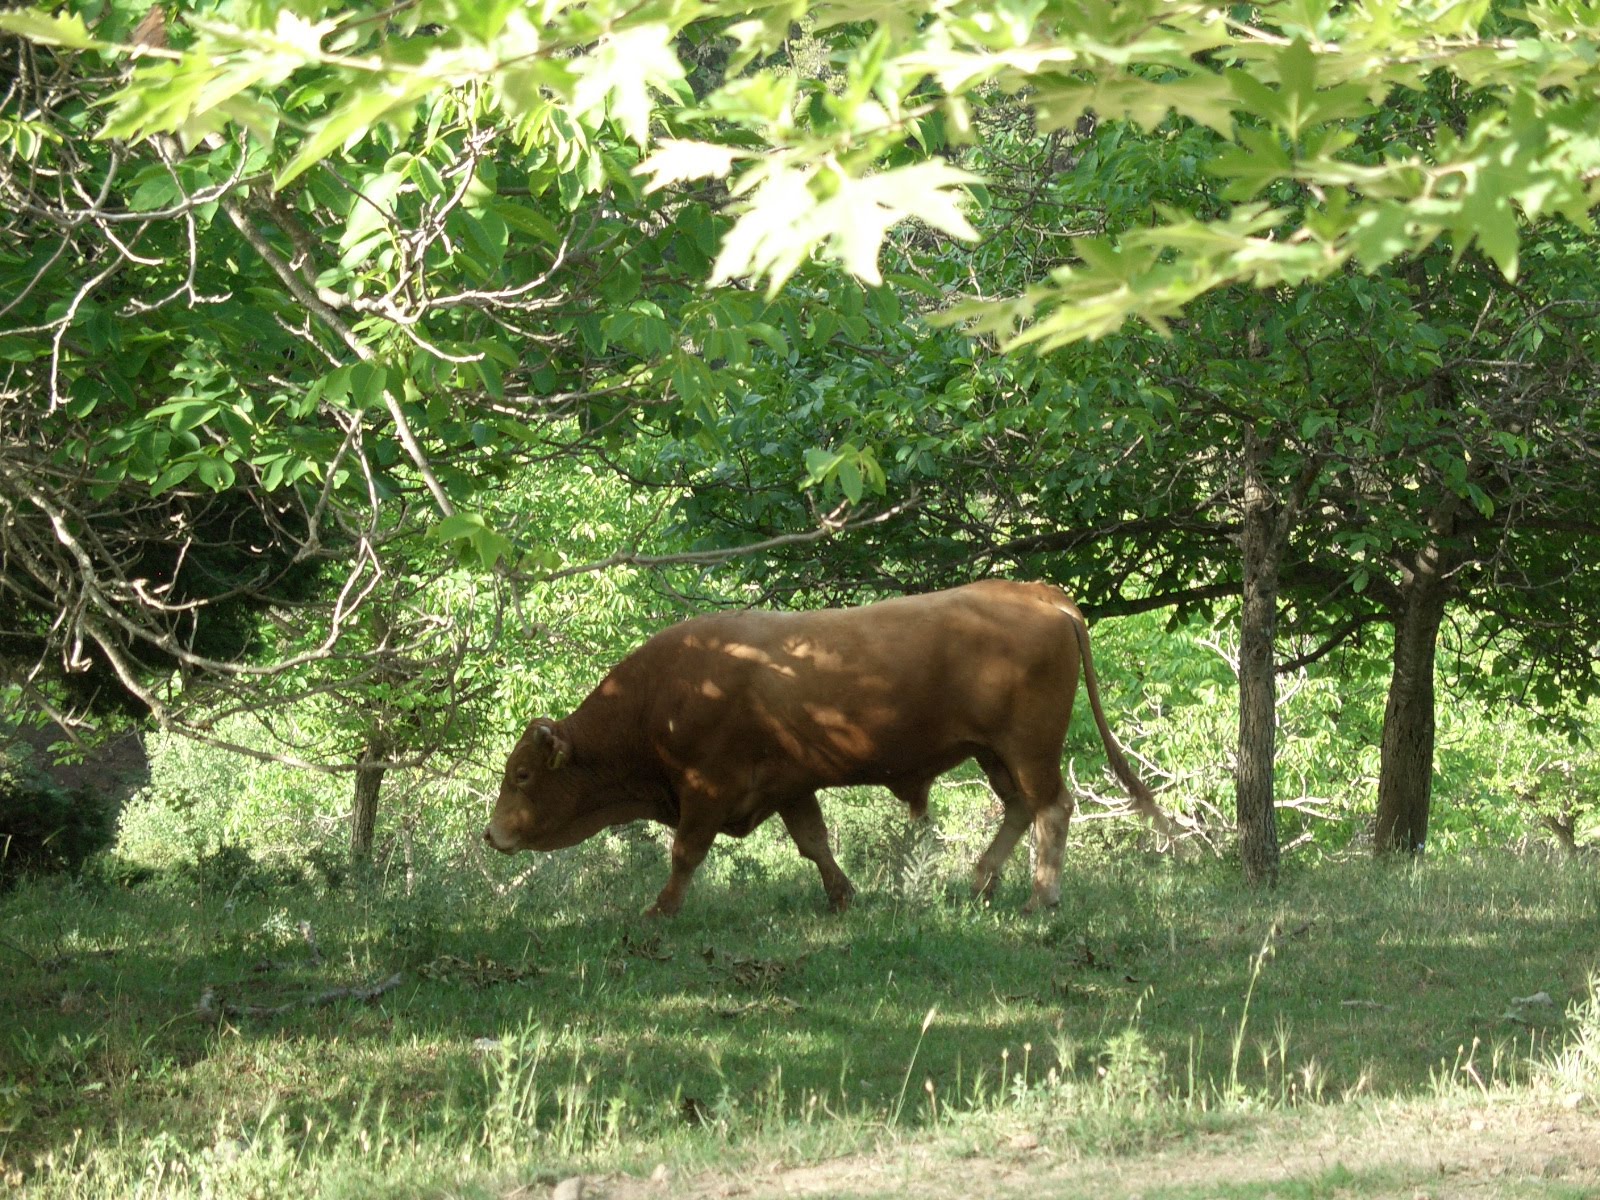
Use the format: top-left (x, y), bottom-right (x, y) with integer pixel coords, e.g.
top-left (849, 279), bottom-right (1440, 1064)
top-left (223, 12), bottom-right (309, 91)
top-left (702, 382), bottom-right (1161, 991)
top-left (0, 762), bottom-right (118, 885)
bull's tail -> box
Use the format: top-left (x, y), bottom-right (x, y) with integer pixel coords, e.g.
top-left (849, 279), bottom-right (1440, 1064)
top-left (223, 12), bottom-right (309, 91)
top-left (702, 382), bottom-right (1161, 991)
top-left (1059, 599), bottom-right (1179, 841)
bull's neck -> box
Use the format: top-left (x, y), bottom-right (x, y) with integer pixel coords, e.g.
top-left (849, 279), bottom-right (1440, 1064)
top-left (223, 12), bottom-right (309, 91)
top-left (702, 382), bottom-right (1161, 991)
top-left (562, 668), bottom-right (648, 766)
top-left (560, 670), bottom-right (674, 825)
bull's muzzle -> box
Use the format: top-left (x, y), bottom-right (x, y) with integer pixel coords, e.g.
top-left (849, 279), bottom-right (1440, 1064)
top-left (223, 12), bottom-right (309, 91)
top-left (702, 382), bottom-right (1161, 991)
top-left (483, 823), bottom-right (515, 853)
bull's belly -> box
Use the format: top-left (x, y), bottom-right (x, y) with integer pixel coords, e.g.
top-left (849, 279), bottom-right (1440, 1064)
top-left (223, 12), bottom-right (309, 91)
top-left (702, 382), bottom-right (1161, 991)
top-left (666, 716), bottom-right (986, 830)
top-left (750, 735), bottom-right (978, 794)
top-left (832, 744), bottom-right (974, 788)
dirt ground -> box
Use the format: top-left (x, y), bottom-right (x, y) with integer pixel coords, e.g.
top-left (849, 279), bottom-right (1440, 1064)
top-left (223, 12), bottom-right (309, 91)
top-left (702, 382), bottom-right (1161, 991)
top-left (541, 1099), bottom-right (1599, 1200)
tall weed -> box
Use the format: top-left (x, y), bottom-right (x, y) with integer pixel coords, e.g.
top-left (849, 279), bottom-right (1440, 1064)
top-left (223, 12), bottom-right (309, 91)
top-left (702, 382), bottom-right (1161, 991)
top-left (1539, 973), bottom-right (1600, 1099)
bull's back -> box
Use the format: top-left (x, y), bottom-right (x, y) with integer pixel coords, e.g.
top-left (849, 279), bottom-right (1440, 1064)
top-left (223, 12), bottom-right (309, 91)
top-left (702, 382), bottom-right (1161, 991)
top-left (637, 581), bottom-right (1078, 788)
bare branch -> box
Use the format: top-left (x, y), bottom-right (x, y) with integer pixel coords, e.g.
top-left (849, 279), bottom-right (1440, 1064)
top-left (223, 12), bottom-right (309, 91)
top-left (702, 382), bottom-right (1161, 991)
top-left (521, 499), bottom-right (920, 584)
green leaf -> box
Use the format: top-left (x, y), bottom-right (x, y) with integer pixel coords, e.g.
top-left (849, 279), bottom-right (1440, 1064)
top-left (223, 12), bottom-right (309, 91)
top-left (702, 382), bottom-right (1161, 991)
top-left (495, 201), bottom-right (562, 246)
top-left (1344, 202), bottom-right (1417, 268)
top-left (1299, 412), bottom-right (1335, 441)
top-left (1211, 128), bottom-right (1294, 199)
top-left (714, 159), bottom-right (978, 292)
top-left (448, 0), bottom-right (524, 43)
top-left (1227, 69), bottom-right (1288, 129)
top-left (638, 140), bottom-right (740, 193)
top-left (599, 255), bottom-right (642, 306)
top-left (804, 446), bottom-right (844, 486)
top-left (192, 456), bottom-right (237, 491)
top-left (128, 169), bottom-right (183, 213)
top-left (351, 364), bottom-right (389, 411)
top-left (570, 23), bottom-right (685, 146)
top-left (150, 460), bottom-right (197, 496)
top-left (277, 81), bottom-right (428, 189)
top-left (341, 170), bottom-right (405, 253)
top-left (557, 167), bottom-right (584, 212)
top-left (1276, 37), bottom-right (1320, 137)
top-left (471, 355), bottom-right (505, 402)
top-left (258, 453), bottom-right (289, 491)
top-left (459, 208), bottom-right (510, 269)
top-left (428, 511), bottom-right (514, 570)
top-left (1454, 164), bottom-right (1523, 278)
top-left (431, 513), bottom-right (483, 541)
top-left (837, 456), bottom-right (863, 503)
top-left (0, 9), bottom-right (106, 50)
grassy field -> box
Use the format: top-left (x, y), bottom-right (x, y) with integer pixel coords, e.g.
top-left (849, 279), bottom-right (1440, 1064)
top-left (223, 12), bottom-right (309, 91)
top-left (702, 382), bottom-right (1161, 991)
top-left (2, 790), bottom-right (1598, 1197)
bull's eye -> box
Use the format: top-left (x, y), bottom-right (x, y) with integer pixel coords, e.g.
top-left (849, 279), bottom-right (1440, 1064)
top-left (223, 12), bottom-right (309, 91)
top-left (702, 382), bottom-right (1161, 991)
top-left (515, 769), bottom-right (531, 784)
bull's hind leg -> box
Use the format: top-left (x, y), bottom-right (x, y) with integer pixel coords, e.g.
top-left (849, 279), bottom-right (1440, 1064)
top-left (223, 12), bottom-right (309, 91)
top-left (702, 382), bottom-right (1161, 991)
top-left (978, 752), bottom-right (1073, 911)
top-left (972, 754), bottom-right (1031, 900)
top-left (1023, 777), bottom-right (1074, 913)
top-left (780, 792), bottom-right (855, 913)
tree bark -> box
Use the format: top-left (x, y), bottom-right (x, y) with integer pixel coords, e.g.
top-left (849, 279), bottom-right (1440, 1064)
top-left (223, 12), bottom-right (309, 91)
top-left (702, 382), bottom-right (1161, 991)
top-left (1236, 432), bottom-right (1283, 888)
top-left (1374, 535), bottom-right (1460, 855)
top-left (350, 732), bottom-right (392, 864)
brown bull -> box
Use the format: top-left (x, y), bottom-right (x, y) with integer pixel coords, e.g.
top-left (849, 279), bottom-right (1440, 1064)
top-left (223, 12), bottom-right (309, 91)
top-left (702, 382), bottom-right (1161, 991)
top-left (485, 579), bottom-right (1173, 915)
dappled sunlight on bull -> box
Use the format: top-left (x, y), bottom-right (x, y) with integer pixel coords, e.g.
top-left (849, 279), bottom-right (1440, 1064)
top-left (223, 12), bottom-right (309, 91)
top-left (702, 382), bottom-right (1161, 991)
top-left (485, 580), bottom-right (1176, 916)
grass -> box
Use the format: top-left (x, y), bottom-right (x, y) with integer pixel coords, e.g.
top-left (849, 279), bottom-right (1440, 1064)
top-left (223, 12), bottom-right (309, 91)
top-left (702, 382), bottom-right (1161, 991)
top-left (1, 788), bottom-right (1598, 1197)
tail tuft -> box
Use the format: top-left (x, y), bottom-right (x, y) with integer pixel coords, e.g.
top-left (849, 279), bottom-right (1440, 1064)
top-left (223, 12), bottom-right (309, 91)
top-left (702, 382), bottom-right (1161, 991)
top-left (1062, 600), bottom-right (1180, 844)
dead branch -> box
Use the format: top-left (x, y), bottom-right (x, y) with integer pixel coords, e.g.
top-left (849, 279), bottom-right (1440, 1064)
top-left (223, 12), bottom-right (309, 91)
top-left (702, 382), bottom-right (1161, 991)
top-left (298, 921), bottom-right (324, 967)
top-left (1065, 758), bottom-right (1218, 855)
top-left (519, 498), bottom-right (919, 584)
top-left (196, 971), bottom-right (403, 1023)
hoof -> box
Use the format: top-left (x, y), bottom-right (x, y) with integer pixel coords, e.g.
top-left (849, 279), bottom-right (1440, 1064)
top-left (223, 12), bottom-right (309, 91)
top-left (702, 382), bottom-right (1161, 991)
top-left (826, 884), bottom-right (856, 914)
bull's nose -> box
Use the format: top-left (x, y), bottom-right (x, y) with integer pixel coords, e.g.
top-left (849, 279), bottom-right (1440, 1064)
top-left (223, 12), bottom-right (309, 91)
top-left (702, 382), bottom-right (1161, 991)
top-left (483, 824), bottom-right (514, 853)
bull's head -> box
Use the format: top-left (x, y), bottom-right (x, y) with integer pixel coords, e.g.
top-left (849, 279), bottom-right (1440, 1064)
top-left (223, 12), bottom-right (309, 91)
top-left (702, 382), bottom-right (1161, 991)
top-left (484, 721), bottom-right (575, 852)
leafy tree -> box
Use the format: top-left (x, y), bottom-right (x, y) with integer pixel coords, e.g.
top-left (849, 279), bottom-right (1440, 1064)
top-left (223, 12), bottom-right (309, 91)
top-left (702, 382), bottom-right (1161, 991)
top-left (661, 102), bottom-right (1600, 878)
top-left (45, 0), bottom-right (1600, 401)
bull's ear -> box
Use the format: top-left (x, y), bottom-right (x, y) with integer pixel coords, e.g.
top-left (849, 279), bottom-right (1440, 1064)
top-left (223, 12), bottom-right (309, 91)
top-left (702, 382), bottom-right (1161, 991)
top-left (532, 724), bottom-right (571, 770)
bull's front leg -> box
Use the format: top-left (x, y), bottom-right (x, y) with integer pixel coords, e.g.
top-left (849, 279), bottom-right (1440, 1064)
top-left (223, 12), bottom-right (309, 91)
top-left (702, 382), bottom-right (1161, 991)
top-left (645, 817), bottom-right (717, 917)
top-left (779, 792), bottom-right (855, 913)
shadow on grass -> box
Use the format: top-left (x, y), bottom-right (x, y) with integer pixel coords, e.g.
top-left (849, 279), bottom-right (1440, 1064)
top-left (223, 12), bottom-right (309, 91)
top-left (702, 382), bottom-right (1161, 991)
top-left (1, 833), bottom-right (1596, 1174)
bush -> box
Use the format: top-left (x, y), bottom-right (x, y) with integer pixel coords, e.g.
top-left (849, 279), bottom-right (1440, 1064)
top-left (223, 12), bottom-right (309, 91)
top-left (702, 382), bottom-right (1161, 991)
top-left (0, 763), bottom-right (118, 884)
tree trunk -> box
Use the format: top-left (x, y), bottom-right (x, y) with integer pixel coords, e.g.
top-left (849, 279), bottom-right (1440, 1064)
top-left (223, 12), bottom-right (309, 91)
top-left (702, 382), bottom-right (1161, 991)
top-left (350, 733), bottom-right (392, 864)
top-left (1374, 538), bottom-right (1459, 855)
top-left (1237, 433), bottom-right (1282, 888)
